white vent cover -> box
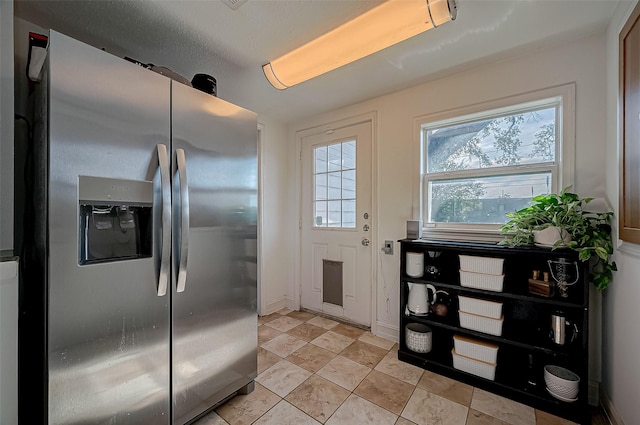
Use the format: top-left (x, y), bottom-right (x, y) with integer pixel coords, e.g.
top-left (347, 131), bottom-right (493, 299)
top-left (221, 0), bottom-right (248, 10)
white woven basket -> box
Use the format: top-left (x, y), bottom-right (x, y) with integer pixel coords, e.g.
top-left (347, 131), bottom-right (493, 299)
top-left (458, 310), bottom-right (504, 336)
top-left (459, 270), bottom-right (504, 292)
top-left (458, 295), bottom-right (503, 319)
top-left (459, 255), bottom-right (504, 275)
top-left (453, 334), bottom-right (499, 363)
top-left (452, 349), bottom-right (496, 381)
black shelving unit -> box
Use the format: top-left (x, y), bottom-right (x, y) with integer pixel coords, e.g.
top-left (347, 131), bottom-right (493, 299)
top-left (398, 239), bottom-right (589, 424)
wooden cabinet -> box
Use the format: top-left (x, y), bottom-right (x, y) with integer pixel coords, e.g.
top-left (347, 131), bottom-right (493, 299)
top-left (398, 240), bottom-right (589, 424)
top-left (620, 1), bottom-right (640, 243)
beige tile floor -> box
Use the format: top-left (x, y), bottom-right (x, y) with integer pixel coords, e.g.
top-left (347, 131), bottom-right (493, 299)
top-left (193, 309), bottom-right (607, 425)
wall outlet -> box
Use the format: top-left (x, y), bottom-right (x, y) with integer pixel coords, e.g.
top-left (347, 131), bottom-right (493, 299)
top-left (383, 240), bottom-right (394, 255)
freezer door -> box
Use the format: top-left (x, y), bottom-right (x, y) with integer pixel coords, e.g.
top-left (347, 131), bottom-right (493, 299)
top-left (44, 32), bottom-right (171, 424)
top-left (171, 82), bottom-right (258, 424)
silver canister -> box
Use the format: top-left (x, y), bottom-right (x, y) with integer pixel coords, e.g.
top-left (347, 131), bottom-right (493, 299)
top-left (550, 311), bottom-right (578, 345)
top-left (551, 313), bottom-right (567, 345)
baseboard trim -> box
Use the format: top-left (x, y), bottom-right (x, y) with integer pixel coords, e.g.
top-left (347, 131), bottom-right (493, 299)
top-left (262, 298), bottom-right (287, 316)
top-left (600, 388), bottom-right (625, 425)
top-left (373, 321), bottom-right (398, 343)
top-left (300, 307), bottom-right (370, 330)
top-left (285, 297), bottom-right (298, 311)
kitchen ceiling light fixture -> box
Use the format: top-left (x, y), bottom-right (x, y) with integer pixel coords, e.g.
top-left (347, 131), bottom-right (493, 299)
top-left (262, 0), bottom-right (457, 90)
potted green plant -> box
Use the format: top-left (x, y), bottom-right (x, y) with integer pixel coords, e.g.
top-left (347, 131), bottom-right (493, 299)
top-left (499, 187), bottom-right (617, 290)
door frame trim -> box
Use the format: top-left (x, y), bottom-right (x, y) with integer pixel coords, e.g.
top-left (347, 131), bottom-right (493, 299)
top-left (294, 111), bottom-right (378, 331)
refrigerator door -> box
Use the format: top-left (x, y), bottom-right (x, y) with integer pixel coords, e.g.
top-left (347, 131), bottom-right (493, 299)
top-left (45, 32), bottom-right (171, 424)
top-left (171, 82), bottom-right (258, 423)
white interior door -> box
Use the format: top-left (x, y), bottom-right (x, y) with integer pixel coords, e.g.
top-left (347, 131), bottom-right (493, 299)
top-left (300, 121), bottom-right (372, 326)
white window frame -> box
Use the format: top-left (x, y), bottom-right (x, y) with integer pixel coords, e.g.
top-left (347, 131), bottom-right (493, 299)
top-left (312, 139), bottom-right (357, 229)
top-left (413, 84), bottom-right (575, 243)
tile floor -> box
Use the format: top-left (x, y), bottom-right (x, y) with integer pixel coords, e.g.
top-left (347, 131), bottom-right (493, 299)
top-left (194, 309), bottom-right (606, 425)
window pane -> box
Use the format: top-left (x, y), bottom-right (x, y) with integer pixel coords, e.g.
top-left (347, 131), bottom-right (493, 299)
top-left (328, 144), bottom-right (342, 172)
top-left (315, 174), bottom-right (327, 201)
top-left (327, 200), bottom-right (342, 227)
top-left (315, 146), bottom-right (327, 173)
top-left (342, 200), bottom-right (356, 228)
top-left (342, 170), bottom-right (356, 199)
top-left (314, 201), bottom-right (327, 227)
top-left (427, 107), bottom-right (556, 173)
top-left (327, 172), bottom-right (341, 199)
top-left (428, 172), bottom-right (552, 224)
top-left (342, 141), bottom-right (356, 169)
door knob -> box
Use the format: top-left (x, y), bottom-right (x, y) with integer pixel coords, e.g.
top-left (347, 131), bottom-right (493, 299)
top-left (362, 238), bottom-right (370, 246)
top-left (363, 224), bottom-right (370, 231)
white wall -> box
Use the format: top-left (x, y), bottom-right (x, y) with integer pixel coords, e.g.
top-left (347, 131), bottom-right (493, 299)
top-left (257, 115), bottom-right (295, 315)
top-left (290, 33), bottom-right (608, 383)
top-left (0, 0), bottom-right (14, 251)
top-left (603, 2), bottom-right (640, 423)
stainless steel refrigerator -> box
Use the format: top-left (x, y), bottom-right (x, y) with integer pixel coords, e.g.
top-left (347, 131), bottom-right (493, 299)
top-left (20, 31), bottom-right (258, 424)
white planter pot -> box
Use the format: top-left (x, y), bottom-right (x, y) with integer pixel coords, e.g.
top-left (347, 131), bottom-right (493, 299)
top-left (533, 226), bottom-right (571, 247)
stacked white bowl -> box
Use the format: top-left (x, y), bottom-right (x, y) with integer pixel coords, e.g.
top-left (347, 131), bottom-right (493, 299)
top-left (544, 365), bottom-right (579, 402)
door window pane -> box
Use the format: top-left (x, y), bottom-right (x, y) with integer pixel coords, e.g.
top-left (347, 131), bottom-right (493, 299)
top-left (313, 140), bottom-right (357, 228)
top-left (342, 170), bottom-right (356, 199)
top-left (327, 172), bottom-right (342, 199)
top-left (328, 144), bottom-right (342, 172)
top-left (315, 174), bottom-right (327, 201)
top-left (342, 141), bottom-right (356, 169)
top-left (315, 201), bottom-right (327, 227)
top-left (315, 146), bottom-right (327, 173)
top-left (327, 200), bottom-right (342, 227)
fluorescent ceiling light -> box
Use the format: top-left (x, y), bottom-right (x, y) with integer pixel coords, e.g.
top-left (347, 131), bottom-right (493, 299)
top-left (263, 0), bottom-right (457, 90)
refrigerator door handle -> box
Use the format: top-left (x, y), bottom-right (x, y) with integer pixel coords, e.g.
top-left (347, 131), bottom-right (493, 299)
top-left (176, 148), bottom-right (189, 293)
top-left (157, 144), bottom-right (171, 297)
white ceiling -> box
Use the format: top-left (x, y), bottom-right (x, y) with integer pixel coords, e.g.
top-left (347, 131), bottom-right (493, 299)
top-left (14, 0), bottom-right (620, 124)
